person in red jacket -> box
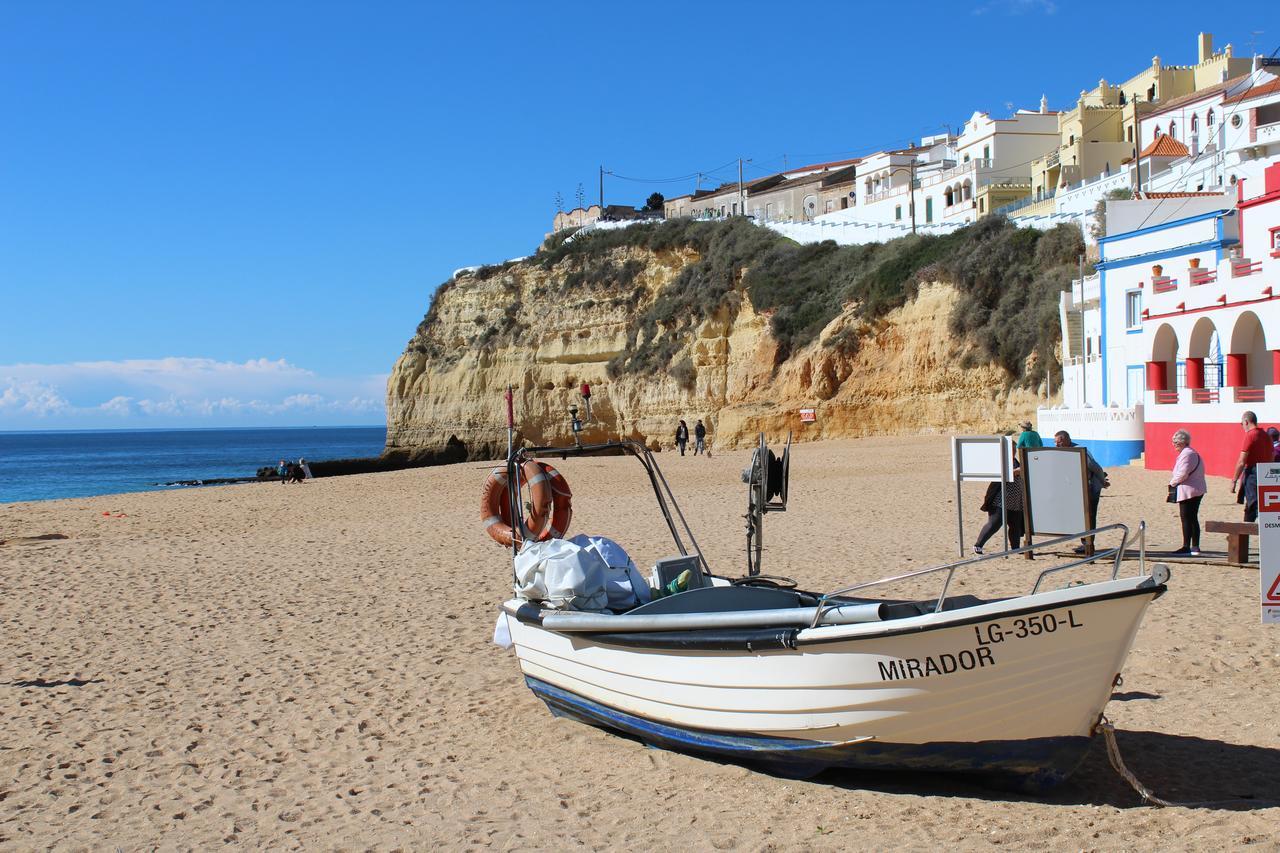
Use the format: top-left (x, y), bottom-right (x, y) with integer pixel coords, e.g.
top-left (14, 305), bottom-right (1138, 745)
top-left (1231, 410), bottom-right (1273, 522)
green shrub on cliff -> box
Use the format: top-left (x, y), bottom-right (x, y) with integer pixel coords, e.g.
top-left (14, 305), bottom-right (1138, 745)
top-left (411, 216), bottom-right (1084, 387)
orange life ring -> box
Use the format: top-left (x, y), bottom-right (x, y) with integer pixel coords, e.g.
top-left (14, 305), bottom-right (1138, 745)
top-left (526, 462), bottom-right (572, 539)
top-left (481, 460), bottom-right (572, 546)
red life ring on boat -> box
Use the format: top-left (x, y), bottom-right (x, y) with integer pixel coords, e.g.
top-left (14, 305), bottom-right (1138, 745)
top-left (527, 462), bottom-right (572, 539)
top-left (481, 461), bottom-right (572, 546)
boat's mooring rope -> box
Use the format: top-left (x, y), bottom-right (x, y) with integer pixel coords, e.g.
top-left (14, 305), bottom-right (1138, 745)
top-left (1098, 717), bottom-right (1271, 808)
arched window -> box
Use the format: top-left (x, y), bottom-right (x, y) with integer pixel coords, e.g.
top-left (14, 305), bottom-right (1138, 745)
top-left (1191, 113), bottom-right (1198, 132)
top-left (944, 187), bottom-right (954, 206)
top-left (1169, 122), bottom-right (1177, 139)
top-left (1207, 110), bottom-right (1215, 126)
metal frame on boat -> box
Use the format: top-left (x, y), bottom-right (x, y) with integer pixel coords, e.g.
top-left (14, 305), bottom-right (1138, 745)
top-left (494, 430), bottom-right (1168, 791)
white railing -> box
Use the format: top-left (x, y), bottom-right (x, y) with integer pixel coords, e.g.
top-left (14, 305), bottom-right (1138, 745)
top-left (1257, 122), bottom-right (1280, 144)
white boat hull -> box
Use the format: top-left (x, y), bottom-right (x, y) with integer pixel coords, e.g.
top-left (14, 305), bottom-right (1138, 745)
top-left (503, 576), bottom-right (1163, 788)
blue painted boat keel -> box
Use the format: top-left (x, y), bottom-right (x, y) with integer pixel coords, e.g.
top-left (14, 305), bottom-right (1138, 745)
top-left (526, 676), bottom-right (1091, 791)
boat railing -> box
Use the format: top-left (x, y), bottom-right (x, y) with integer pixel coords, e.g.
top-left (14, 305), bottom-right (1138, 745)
top-left (809, 522), bottom-right (1140, 628)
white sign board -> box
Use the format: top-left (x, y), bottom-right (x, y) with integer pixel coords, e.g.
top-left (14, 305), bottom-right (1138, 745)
top-left (1023, 447), bottom-right (1089, 536)
top-left (1257, 463), bottom-right (1280, 624)
top-left (952, 436), bottom-right (1016, 483)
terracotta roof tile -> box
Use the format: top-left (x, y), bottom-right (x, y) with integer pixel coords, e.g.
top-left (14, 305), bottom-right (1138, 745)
top-left (1133, 191), bottom-right (1229, 199)
top-left (1139, 135), bottom-right (1190, 159)
top-left (1222, 76), bottom-right (1280, 105)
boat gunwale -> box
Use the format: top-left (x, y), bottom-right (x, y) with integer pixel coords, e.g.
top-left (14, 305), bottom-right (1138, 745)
top-left (502, 578), bottom-right (1165, 651)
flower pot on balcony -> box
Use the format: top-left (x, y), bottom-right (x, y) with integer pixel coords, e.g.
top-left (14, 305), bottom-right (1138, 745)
top-left (1189, 257), bottom-right (1201, 269)
top-left (1152, 264), bottom-right (1163, 276)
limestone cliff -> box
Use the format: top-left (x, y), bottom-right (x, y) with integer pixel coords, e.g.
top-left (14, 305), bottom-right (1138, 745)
top-left (386, 240), bottom-right (1045, 461)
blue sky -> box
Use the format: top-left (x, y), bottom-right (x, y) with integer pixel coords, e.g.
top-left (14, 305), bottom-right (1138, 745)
top-left (1, 1), bottom-right (1274, 429)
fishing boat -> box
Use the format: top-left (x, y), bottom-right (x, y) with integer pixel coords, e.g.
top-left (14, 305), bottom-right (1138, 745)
top-left (489, 416), bottom-right (1168, 791)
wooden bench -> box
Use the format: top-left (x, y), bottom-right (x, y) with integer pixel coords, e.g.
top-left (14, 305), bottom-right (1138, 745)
top-left (1204, 520), bottom-right (1258, 565)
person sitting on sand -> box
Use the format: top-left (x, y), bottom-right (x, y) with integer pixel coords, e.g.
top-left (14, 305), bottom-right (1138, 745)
top-left (289, 462), bottom-right (306, 484)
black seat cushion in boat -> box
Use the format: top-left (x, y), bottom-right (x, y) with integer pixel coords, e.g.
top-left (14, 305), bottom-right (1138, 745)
top-left (626, 585), bottom-right (809, 616)
top-left (878, 594), bottom-right (1004, 620)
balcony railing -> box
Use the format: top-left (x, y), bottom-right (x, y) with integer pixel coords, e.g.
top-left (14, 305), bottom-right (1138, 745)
top-left (1152, 275), bottom-right (1178, 293)
top-left (1191, 388), bottom-right (1219, 403)
top-left (1154, 390), bottom-right (1179, 405)
top-left (1232, 258), bottom-right (1262, 277)
top-left (1189, 268), bottom-right (1216, 286)
top-left (1234, 386), bottom-right (1266, 403)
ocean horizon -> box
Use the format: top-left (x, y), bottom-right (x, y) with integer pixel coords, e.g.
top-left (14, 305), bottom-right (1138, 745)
top-left (0, 425), bottom-right (387, 504)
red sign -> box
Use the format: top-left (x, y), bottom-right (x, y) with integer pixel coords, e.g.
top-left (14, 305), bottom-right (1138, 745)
top-left (1260, 485), bottom-right (1280, 513)
top-left (799, 408), bottom-right (816, 423)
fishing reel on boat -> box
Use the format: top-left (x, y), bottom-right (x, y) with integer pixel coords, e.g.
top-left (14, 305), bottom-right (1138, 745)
top-left (742, 432), bottom-right (791, 577)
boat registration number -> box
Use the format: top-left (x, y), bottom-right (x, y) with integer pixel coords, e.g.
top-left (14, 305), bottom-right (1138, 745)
top-left (973, 609), bottom-right (1083, 646)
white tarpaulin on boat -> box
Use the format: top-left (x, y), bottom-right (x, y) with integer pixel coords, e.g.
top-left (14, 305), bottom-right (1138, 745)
top-left (514, 536), bottom-right (649, 611)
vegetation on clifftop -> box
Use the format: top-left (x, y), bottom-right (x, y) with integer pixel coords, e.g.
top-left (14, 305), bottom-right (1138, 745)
top-left (409, 216), bottom-right (1084, 387)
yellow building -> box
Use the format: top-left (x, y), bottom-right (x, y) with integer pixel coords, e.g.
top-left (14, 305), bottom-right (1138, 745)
top-left (1030, 33), bottom-right (1253, 199)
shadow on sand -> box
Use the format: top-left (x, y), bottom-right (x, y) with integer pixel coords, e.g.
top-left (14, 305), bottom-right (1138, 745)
top-left (815, 730), bottom-right (1280, 810)
top-left (6, 677), bottom-right (103, 688)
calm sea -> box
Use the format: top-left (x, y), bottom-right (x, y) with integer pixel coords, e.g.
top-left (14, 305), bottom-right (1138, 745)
top-left (0, 426), bottom-right (387, 504)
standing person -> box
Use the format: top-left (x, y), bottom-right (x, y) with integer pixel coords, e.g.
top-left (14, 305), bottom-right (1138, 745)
top-left (299, 457), bottom-right (314, 479)
top-left (580, 382), bottom-right (592, 421)
top-left (1230, 410), bottom-right (1273, 522)
top-left (973, 465), bottom-right (1025, 554)
top-left (693, 419), bottom-right (707, 456)
top-left (1268, 427), bottom-right (1280, 462)
top-left (1054, 430), bottom-right (1109, 553)
top-left (674, 420), bottom-right (689, 456)
top-left (277, 459), bottom-right (289, 485)
top-left (1016, 420), bottom-right (1043, 450)
top-left (1168, 430), bottom-right (1206, 556)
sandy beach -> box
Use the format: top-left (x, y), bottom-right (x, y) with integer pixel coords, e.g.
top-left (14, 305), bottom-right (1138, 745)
top-left (2, 435), bottom-right (1278, 850)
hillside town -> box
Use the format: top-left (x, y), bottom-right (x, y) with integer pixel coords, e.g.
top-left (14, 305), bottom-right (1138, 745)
top-left (547, 31), bottom-right (1280, 479)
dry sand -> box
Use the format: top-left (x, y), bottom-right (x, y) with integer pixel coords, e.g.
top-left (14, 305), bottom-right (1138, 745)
top-left (2, 436), bottom-right (1278, 850)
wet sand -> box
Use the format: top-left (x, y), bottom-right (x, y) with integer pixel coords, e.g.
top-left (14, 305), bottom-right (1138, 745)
top-left (2, 436), bottom-right (1277, 849)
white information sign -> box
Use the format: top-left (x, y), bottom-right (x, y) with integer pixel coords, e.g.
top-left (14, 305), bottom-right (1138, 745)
top-left (1023, 447), bottom-right (1089, 537)
top-left (951, 436), bottom-right (1016, 483)
top-left (1256, 463), bottom-right (1280, 624)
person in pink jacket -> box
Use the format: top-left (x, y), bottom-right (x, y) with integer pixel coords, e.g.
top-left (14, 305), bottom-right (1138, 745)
top-left (1169, 429), bottom-right (1207, 556)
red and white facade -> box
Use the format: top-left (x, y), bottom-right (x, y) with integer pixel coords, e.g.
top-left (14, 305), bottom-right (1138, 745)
top-left (1044, 162), bottom-right (1280, 477)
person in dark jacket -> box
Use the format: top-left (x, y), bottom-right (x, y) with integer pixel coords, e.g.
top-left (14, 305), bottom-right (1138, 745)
top-left (974, 465), bottom-right (1025, 554)
top-left (694, 420), bottom-right (707, 456)
top-left (675, 420), bottom-right (689, 456)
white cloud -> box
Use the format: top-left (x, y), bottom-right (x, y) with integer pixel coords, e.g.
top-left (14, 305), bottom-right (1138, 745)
top-left (0, 379), bottom-right (72, 416)
top-left (0, 357), bottom-right (386, 428)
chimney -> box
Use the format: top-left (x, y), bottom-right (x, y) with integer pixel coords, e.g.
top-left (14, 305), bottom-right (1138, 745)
top-left (1040, 94), bottom-right (1048, 114)
top-left (1198, 32), bottom-right (1213, 64)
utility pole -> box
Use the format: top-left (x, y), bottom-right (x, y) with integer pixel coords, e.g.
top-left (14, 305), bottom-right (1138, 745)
top-left (1078, 253), bottom-right (1087, 408)
top-left (738, 158), bottom-right (744, 217)
top-left (1132, 98), bottom-right (1141, 194)
top-left (909, 160), bottom-right (918, 235)
top-left (599, 165), bottom-right (604, 211)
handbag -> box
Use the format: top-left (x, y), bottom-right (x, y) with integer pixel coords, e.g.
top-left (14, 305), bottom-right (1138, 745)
top-left (1168, 451), bottom-right (1202, 503)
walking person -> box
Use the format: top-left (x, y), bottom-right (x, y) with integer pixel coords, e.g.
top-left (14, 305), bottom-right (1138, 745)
top-left (1231, 411), bottom-right (1273, 522)
top-left (675, 420), bottom-right (689, 456)
top-left (277, 459), bottom-right (289, 485)
top-left (694, 419), bottom-right (707, 456)
top-left (973, 465), bottom-right (1025, 555)
top-left (1016, 420), bottom-right (1043, 450)
top-left (1167, 429), bottom-right (1206, 556)
top-left (1054, 430), bottom-right (1109, 553)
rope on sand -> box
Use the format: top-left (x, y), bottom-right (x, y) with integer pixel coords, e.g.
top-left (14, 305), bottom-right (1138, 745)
top-left (1098, 717), bottom-right (1271, 809)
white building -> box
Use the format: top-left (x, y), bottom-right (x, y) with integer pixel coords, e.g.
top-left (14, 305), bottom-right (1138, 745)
top-left (1041, 161), bottom-right (1280, 476)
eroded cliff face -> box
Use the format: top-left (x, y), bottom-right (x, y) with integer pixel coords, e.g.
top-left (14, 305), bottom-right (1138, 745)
top-left (386, 246), bottom-right (1043, 460)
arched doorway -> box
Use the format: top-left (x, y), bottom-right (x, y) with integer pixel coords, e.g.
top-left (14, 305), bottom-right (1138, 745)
top-left (1148, 323), bottom-right (1179, 400)
top-left (1228, 311), bottom-right (1272, 390)
top-left (1185, 317), bottom-right (1221, 400)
